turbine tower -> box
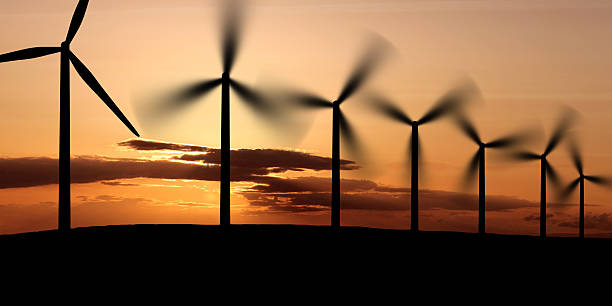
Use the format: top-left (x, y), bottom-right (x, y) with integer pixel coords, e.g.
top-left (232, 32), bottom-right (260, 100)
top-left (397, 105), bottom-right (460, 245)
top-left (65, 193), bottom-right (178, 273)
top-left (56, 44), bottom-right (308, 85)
top-left (142, 0), bottom-right (273, 227)
top-left (0, 0), bottom-right (140, 230)
top-left (368, 80), bottom-right (479, 231)
top-left (510, 108), bottom-right (578, 238)
top-left (454, 113), bottom-right (536, 234)
top-left (276, 35), bottom-right (391, 228)
top-left (560, 138), bottom-right (611, 238)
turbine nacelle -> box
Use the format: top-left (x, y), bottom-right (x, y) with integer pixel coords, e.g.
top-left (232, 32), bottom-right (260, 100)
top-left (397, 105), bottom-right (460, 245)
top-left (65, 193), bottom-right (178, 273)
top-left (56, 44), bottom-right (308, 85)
top-left (61, 41), bottom-right (71, 51)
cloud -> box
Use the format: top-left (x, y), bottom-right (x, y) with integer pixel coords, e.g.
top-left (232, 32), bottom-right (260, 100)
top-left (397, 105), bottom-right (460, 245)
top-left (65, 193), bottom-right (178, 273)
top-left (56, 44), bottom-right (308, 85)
top-left (0, 139), bottom-right (541, 216)
top-left (241, 176), bottom-right (539, 213)
top-left (559, 213), bottom-right (612, 231)
top-left (119, 139), bottom-right (358, 171)
top-left (0, 156), bottom-right (220, 189)
top-left (101, 181), bottom-right (140, 187)
top-left (0, 139), bottom-right (357, 189)
top-left (118, 139), bottom-right (211, 152)
top-left (523, 213), bottom-right (554, 222)
top-left (0, 155), bottom-right (290, 188)
top-left (247, 176), bottom-right (377, 193)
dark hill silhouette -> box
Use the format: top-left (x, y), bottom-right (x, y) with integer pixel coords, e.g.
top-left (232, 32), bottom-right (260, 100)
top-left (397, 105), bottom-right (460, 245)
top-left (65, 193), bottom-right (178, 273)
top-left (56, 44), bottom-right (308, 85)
top-left (2, 225), bottom-right (609, 276)
top-left (2, 224), bottom-right (609, 248)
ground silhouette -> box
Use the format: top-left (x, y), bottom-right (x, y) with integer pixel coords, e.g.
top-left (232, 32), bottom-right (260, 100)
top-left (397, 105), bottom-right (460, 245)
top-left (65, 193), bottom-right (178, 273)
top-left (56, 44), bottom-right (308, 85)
top-left (2, 224), bottom-right (609, 275)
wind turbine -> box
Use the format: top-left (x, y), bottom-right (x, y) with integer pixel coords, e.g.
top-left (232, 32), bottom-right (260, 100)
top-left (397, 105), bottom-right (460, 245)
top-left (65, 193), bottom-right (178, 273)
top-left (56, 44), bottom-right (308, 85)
top-left (454, 113), bottom-right (536, 235)
top-left (276, 35), bottom-right (391, 228)
top-left (143, 1), bottom-right (272, 227)
top-left (510, 108), bottom-right (578, 238)
top-left (368, 81), bottom-right (479, 231)
top-left (560, 139), bottom-right (611, 238)
top-left (0, 0), bottom-right (140, 231)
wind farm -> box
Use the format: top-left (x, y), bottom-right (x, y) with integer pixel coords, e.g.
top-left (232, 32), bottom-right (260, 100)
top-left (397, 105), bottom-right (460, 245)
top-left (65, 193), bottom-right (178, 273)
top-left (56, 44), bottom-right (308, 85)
top-left (2, 0), bottom-right (612, 250)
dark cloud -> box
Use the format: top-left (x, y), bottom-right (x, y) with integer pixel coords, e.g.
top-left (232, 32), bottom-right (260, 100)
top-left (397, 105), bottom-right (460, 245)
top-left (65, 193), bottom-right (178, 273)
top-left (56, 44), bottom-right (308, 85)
top-left (247, 176), bottom-right (377, 193)
top-left (523, 213), bottom-right (554, 222)
top-left (0, 155), bottom-right (299, 189)
top-left (559, 213), bottom-right (612, 231)
top-left (241, 176), bottom-right (539, 213)
top-left (118, 139), bottom-right (209, 152)
top-left (119, 139), bottom-right (358, 171)
top-left (0, 139), bottom-right (542, 215)
top-left (101, 181), bottom-right (140, 187)
top-left (0, 156), bottom-right (221, 189)
top-left (0, 138), bottom-right (359, 189)
top-left (374, 186), bottom-right (411, 193)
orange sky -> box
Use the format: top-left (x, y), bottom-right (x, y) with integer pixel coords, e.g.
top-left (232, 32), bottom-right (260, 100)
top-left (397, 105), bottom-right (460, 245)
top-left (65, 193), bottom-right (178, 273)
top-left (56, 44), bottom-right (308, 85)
top-left (2, 0), bottom-right (612, 236)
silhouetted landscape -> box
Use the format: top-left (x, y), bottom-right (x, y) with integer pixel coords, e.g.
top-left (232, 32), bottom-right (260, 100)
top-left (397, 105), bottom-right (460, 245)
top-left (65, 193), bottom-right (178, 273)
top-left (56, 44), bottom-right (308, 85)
top-left (3, 224), bottom-right (611, 246)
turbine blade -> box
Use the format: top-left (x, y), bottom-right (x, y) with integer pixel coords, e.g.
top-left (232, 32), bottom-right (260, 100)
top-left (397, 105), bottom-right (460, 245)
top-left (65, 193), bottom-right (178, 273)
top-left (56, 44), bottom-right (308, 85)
top-left (507, 151), bottom-right (541, 161)
top-left (585, 175), bottom-right (612, 186)
top-left (546, 161), bottom-right (562, 190)
top-left (485, 129), bottom-right (537, 149)
top-left (243, 82), bottom-right (323, 146)
top-left (295, 94), bottom-right (333, 108)
top-left (277, 90), bottom-right (333, 109)
top-left (453, 113), bottom-right (481, 145)
top-left (69, 52), bottom-right (139, 137)
top-left (461, 150), bottom-right (480, 189)
top-left (367, 93), bottom-right (412, 125)
top-left (335, 33), bottom-right (391, 104)
top-left (568, 137), bottom-right (583, 175)
top-left (164, 79), bottom-right (223, 107)
top-left (419, 78), bottom-right (480, 125)
top-left (65, 0), bottom-right (89, 43)
top-left (221, 0), bottom-right (243, 74)
top-left (338, 110), bottom-right (360, 157)
top-left (559, 178), bottom-right (581, 201)
top-left (230, 79), bottom-right (272, 113)
top-left (543, 106), bottom-right (579, 156)
top-left (136, 79), bottom-right (223, 129)
top-left (0, 47), bottom-right (61, 63)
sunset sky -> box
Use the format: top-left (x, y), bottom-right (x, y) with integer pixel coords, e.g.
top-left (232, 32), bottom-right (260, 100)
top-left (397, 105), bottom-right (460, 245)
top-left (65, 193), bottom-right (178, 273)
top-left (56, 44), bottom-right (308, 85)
top-left (2, 0), bottom-right (612, 236)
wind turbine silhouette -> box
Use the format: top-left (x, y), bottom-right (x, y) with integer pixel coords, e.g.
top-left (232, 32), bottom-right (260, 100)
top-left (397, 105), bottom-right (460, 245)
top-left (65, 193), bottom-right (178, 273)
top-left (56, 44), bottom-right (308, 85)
top-left (510, 108), bottom-right (578, 238)
top-left (277, 36), bottom-right (390, 228)
top-left (454, 113), bottom-right (536, 235)
top-left (0, 0), bottom-right (140, 231)
top-left (144, 1), bottom-right (271, 227)
top-left (560, 139), bottom-right (611, 238)
top-left (368, 81), bottom-right (479, 231)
